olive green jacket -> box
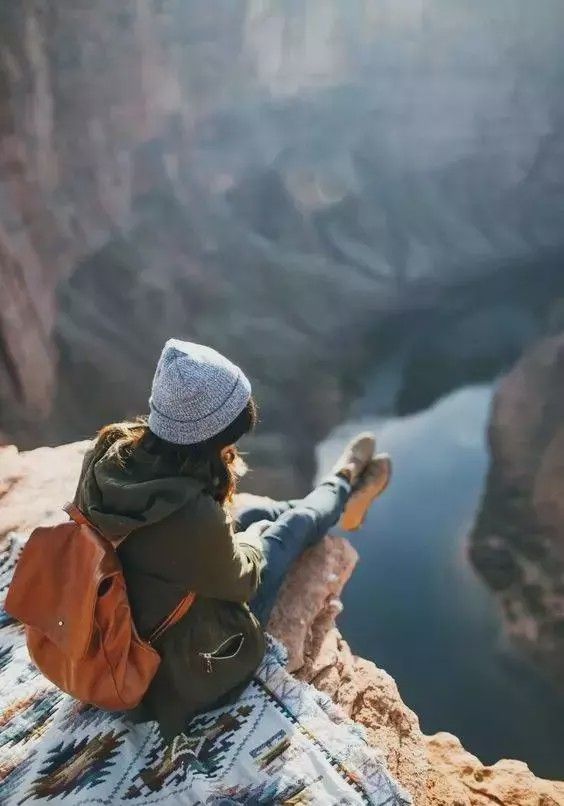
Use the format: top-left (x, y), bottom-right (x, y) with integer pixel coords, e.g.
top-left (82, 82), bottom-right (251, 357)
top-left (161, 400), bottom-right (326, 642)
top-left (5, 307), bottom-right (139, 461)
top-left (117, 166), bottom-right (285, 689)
top-left (73, 440), bottom-right (266, 741)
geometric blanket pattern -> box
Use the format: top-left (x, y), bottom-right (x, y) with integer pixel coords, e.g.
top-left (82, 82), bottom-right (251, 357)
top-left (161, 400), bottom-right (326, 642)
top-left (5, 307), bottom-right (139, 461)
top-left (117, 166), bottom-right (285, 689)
top-left (0, 534), bottom-right (412, 804)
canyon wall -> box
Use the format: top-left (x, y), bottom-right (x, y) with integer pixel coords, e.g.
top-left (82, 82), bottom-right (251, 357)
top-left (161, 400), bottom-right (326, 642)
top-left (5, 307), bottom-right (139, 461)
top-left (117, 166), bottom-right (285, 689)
top-left (1, 1), bottom-right (564, 494)
top-left (470, 333), bottom-right (564, 690)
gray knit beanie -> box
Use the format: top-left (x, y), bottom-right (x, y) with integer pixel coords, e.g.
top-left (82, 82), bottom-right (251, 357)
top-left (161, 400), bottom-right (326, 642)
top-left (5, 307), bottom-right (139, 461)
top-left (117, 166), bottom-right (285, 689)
top-left (148, 338), bottom-right (252, 445)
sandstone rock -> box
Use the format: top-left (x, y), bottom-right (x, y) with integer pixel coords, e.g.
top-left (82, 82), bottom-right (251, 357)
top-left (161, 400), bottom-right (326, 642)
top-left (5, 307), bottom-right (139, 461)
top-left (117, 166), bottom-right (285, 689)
top-left (2, 441), bottom-right (563, 804)
top-left (270, 530), bottom-right (564, 805)
top-left (0, 440), bottom-right (90, 541)
top-left (470, 334), bottom-right (564, 688)
top-left (424, 732), bottom-right (564, 806)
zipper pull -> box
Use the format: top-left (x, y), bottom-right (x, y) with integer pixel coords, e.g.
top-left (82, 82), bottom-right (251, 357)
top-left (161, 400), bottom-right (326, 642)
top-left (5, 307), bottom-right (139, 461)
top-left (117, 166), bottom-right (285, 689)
top-left (200, 653), bottom-right (213, 673)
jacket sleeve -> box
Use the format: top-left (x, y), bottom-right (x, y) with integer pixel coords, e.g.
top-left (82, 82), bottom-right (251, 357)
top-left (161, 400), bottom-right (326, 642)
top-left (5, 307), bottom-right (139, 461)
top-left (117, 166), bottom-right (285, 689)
top-left (179, 495), bottom-right (265, 602)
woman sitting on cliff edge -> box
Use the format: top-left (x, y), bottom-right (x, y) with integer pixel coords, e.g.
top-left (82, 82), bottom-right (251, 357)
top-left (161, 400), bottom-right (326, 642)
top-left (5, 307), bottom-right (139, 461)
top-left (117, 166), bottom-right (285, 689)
top-left (73, 338), bottom-right (391, 741)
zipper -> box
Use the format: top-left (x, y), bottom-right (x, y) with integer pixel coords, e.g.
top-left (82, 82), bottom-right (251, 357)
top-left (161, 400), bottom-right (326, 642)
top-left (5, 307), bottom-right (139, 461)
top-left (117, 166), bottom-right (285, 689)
top-left (199, 632), bottom-right (244, 674)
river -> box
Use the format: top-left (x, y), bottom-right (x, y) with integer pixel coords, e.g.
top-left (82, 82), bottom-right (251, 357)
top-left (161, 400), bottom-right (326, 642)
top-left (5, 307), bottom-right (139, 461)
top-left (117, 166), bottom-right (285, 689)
top-left (317, 383), bottom-right (564, 778)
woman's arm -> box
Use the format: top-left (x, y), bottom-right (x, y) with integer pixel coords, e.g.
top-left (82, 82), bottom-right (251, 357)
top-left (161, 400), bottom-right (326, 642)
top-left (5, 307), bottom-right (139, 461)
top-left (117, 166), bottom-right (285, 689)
top-left (172, 495), bottom-right (265, 602)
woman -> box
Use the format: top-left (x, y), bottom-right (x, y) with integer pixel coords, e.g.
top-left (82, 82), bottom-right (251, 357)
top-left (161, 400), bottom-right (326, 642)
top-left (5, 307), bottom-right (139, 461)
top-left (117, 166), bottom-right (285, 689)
top-left (73, 338), bottom-right (390, 741)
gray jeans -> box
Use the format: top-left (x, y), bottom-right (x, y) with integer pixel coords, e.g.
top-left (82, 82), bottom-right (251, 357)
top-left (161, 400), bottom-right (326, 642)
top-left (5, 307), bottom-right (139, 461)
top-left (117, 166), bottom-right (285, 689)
top-left (235, 474), bottom-right (352, 627)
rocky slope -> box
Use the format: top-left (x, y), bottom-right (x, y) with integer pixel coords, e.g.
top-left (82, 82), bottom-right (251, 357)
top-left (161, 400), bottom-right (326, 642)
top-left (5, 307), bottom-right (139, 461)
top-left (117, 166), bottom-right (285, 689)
top-left (2, 440), bottom-right (563, 805)
top-left (2, 2), bottom-right (564, 494)
top-left (470, 333), bottom-right (564, 691)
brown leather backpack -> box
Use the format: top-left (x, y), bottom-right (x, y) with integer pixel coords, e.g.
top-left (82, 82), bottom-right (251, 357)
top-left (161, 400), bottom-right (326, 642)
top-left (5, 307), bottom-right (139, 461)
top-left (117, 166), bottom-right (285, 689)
top-left (5, 502), bottom-right (195, 710)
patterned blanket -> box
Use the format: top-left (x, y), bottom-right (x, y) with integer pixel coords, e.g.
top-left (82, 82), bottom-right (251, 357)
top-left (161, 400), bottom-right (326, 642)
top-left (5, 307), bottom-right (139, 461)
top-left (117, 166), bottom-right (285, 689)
top-left (0, 534), bottom-right (411, 805)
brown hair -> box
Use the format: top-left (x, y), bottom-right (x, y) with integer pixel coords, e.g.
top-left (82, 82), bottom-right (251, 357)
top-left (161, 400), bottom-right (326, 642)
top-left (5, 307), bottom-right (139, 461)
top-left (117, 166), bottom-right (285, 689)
top-left (94, 398), bottom-right (258, 506)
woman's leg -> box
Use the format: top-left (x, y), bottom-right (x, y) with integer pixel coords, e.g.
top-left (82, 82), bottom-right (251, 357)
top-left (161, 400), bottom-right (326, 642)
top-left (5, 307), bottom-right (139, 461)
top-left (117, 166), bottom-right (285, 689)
top-left (249, 473), bottom-right (351, 626)
top-left (235, 489), bottom-right (336, 531)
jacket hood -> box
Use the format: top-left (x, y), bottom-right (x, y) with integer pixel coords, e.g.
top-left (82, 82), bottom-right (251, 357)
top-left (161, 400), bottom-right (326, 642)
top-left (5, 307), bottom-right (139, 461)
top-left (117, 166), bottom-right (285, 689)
top-left (73, 440), bottom-right (208, 538)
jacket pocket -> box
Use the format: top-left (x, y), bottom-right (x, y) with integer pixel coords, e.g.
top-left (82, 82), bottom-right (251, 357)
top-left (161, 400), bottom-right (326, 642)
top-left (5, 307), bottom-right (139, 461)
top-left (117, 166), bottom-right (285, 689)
top-left (198, 632), bottom-right (244, 674)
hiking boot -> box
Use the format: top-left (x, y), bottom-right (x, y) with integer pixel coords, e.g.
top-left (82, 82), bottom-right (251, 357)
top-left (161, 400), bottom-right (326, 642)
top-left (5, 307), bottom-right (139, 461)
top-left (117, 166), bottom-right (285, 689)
top-left (339, 454), bottom-right (392, 531)
top-left (330, 432), bottom-right (375, 485)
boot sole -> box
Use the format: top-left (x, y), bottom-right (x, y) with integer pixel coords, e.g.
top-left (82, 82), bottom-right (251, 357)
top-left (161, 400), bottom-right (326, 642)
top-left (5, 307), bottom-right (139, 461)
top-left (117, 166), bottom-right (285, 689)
top-left (340, 456), bottom-right (392, 531)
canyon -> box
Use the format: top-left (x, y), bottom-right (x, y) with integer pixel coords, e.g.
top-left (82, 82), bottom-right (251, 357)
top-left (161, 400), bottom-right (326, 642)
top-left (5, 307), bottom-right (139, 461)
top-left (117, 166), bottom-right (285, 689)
top-left (1, 1), bottom-right (564, 497)
top-left (1, 4), bottom-right (564, 797)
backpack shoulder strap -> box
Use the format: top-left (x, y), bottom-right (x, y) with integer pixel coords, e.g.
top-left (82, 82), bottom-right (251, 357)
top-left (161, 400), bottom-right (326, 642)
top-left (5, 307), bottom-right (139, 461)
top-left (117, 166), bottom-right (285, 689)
top-left (63, 502), bottom-right (130, 547)
top-left (63, 501), bottom-right (90, 526)
top-left (147, 592), bottom-right (196, 645)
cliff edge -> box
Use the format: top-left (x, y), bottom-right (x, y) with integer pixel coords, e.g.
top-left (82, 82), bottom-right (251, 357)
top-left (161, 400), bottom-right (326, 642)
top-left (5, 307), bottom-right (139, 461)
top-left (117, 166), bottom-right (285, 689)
top-left (1, 441), bottom-right (563, 805)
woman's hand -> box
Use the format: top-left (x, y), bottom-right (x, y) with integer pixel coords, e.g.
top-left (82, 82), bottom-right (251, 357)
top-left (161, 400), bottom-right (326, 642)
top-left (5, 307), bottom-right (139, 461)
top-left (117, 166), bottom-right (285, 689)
top-left (239, 519), bottom-right (272, 541)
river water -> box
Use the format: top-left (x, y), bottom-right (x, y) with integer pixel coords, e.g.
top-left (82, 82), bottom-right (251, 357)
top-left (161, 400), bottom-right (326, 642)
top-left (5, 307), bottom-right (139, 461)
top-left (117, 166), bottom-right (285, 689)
top-left (317, 384), bottom-right (564, 779)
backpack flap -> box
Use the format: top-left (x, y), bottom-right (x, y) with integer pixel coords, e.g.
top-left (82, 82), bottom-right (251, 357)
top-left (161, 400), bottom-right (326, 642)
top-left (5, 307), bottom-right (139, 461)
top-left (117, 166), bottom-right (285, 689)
top-left (5, 521), bottom-right (120, 660)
